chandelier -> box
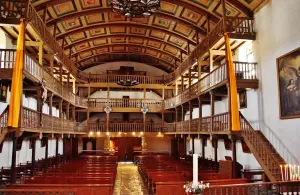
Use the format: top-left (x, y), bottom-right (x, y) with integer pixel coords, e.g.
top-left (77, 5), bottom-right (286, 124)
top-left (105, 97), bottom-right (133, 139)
top-left (110, 0), bottom-right (161, 18)
top-left (117, 79), bottom-right (139, 86)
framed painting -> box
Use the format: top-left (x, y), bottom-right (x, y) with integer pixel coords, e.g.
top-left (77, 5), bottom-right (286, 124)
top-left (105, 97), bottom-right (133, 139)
top-left (0, 83), bottom-right (8, 103)
top-left (277, 47), bottom-right (300, 119)
top-left (239, 90), bottom-right (247, 109)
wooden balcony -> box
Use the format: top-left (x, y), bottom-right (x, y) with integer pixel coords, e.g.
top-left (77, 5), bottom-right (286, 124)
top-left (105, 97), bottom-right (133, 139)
top-left (164, 112), bottom-right (230, 135)
top-left (88, 98), bottom-right (163, 112)
top-left (0, 0), bottom-right (76, 76)
top-left (165, 62), bottom-right (258, 109)
top-left (171, 17), bottom-right (256, 82)
top-left (88, 122), bottom-right (163, 133)
top-left (0, 49), bottom-right (87, 108)
top-left (21, 107), bottom-right (86, 134)
top-left (79, 72), bottom-right (164, 85)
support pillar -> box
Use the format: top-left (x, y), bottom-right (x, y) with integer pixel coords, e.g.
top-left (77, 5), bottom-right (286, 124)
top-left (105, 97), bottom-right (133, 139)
top-left (10, 135), bottom-right (17, 184)
top-left (143, 113), bottom-right (146, 132)
top-left (183, 136), bottom-right (186, 159)
top-left (210, 92), bottom-right (215, 131)
top-left (214, 138), bottom-right (218, 171)
top-left (189, 101), bottom-right (192, 133)
top-left (192, 137), bottom-right (195, 154)
top-left (232, 138), bottom-right (237, 178)
top-left (202, 137), bottom-right (206, 162)
top-left (55, 137), bottom-right (59, 165)
top-left (66, 103), bottom-right (70, 120)
top-left (198, 97), bottom-right (202, 131)
top-left (31, 138), bottom-right (36, 176)
top-left (181, 105), bottom-right (184, 121)
top-left (44, 137), bottom-right (49, 169)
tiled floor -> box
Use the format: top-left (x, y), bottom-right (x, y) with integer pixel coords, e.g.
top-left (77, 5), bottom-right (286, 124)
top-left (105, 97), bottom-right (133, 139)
top-left (113, 163), bottom-right (149, 195)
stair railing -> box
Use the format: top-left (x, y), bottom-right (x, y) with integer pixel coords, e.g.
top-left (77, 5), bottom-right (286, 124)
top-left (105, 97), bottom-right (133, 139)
top-left (260, 122), bottom-right (300, 165)
top-left (240, 112), bottom-right (284, 181)
top-left (0, 106), bottom-right (9, 135)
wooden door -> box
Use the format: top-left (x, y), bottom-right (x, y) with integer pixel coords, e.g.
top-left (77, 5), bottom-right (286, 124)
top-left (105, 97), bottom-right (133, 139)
top-left (112, 137), bottom-right (141, 162)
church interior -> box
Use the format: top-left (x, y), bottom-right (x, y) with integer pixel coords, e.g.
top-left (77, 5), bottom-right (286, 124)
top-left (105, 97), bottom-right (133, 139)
top-left (0, 0), bottom-right (300, 194)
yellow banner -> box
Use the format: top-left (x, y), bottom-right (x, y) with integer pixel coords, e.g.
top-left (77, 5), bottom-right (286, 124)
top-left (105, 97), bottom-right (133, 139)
top-left (8, 20), bottom-right (25, 128)
top-left (225, 33), bottom-right (241, 131)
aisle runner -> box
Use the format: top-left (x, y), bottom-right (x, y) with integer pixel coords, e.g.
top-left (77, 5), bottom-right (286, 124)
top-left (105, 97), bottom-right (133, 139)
top-left (113, 163), bottom-right (149, 195)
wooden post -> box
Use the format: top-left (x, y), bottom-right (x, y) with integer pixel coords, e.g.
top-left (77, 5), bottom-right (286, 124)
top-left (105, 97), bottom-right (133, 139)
top-left (187, 42), bottom-right (190, 55)
top-left (10, 135), bottom-right (17, 184)
top-left (175, 80), bottom-right (178, 96)
top-left (232, 138), bottom-right (237, 178)
top-left (37, 89), bottom-right (42, 126)
top-left (177, 137), bottom-right (180, 159)
top-left (162, 111), bottom-right (165, 131)
top-left (181, 76), bottom-right (184, 93)
top-left (59, 64), bottom-right (63, 85)
top-left (188, 68), bottom-right (192, 88)
top-left (201, 137), bottom-right (206, 165)
top-left (42, 6), bottom-right (48, 23)
top-left (214, 138), bottom-right (218, 171)
top-left (106, 113), bottom-right (109, 132)
top-left (162, 88), bottom-right (165, 100)
top-left (49, 54), bottom-right (54, 76)
top-left (198, 58), bottom-right (202, 80)
top-left (59, 99), bottom-right (63, 119)
top-left (210, 91), bottom-right (215, 131)
top-left (189, 101), bottom-right (192, 133)
top-left (44, 137), bottom-right (49, 169)
top-left (67, 73), bottom-right (70, 89)
top-left (175, 107), bottom-right (178, 131)
top-left (143, 113), bottom-right (146, 132)
top-left (107, 87), bottom-right (110, 99)
top-left (38, 42), bottom-right (43, 66)
top-left (183, 135), bottom-right (186, 159)
top-left (55, 137), bottom-right (59, 165)
top-left (31, 138), bottom-right (36, 176)
top-left (72, 106), bottom-right (76, 121)
top-left (66, 103), bottom-right (70, 120)
top-left (180, 51), bottom-right (183, 63)
top-left (49, 93), bottom-right (53, 116)
top-left (198, 97), bottom-right (202, 131)
top-left (181, 104), bottom-right (184, 121)
top-left (192, 137), bottom-right (195, 154)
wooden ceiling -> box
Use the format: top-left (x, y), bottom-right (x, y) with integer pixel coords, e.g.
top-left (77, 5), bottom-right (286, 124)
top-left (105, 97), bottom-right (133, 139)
top-left (30, 0), bottom-right (266, 73)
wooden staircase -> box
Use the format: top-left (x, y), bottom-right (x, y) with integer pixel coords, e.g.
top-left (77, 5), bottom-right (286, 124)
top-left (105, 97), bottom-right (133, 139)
top-left (0, 106), bottom-right (9, 144)
top-left (240, 113), bottom-right (285, 182)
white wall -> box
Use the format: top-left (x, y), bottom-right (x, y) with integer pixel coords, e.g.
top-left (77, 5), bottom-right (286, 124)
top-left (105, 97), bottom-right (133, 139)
top-left (83, 61), bottom-right (167, 76)
top-left (89, 90), bottom-right (162, 100)
top-left (0, 139), bottom-right (63, 168)
top-left (253, 0), bottom-right (300, 164)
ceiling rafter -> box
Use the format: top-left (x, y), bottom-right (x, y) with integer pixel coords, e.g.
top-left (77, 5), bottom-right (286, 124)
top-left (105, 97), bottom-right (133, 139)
top-left (45, 8), bottom-right (207, 35)
top-left (226, 0), bottom-right (253, 17)
top-left (64, 34), bottom-right (188, 54)
top-left (72, 44), bottom-right (182, 59)
top-left (56, 22), bottom-right (197, 44)
top-left (77, 52), bottom-right (175, 68)
top-left (34, 0), bottom-right (219, 23)
top-left (80, 60), bottom-right (170, 72)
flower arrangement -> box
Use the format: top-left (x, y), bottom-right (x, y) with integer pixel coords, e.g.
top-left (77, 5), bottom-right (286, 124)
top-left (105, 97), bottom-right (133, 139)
top-left (184, 181), bottom-right (209, 194)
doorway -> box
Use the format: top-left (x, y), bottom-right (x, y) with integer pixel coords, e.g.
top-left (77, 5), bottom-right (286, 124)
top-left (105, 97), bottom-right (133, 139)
top-left (110, 137), bottom-right (141, 162)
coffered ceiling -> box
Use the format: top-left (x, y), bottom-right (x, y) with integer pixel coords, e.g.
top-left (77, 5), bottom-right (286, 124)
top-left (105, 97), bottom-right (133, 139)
top-left (30, 0), bottom-right (266, 73)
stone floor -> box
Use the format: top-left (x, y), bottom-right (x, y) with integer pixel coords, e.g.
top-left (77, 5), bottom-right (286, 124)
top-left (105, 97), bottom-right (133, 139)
top-left (113, 163), bottom-right (149, 195)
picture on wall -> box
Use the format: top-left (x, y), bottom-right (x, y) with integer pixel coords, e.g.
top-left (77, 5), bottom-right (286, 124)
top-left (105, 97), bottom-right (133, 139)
top-left (0, 83), bottom-right (8, 103)
top-left (239, 90), bottom-right (247, 109)
top-left (277, 47), bottom-right (300, 119)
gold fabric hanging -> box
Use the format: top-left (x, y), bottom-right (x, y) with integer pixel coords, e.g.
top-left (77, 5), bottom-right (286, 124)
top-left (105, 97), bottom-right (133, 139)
top-left (225, 33), bottom-right (241, 131)
top-left (8, 20), bottom-right (25, 128)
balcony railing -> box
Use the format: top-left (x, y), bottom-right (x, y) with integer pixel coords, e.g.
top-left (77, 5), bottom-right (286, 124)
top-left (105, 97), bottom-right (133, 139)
top-left (21, 107), bottom-right (85, 133)
top-left (88, 98), bottom-right (163, 111)
top-left (165, 62), bottom-right (257, 109)
top-left (0, 49), bottom-right (87, 108)
top-left (88, 122), bottom-right (163, 133)
top-left (174, 113), bottom-right (229, 133)
top-left (0, 106), bottom-right (8, 135)
top-left (79, 72), bottom-right (164, 85)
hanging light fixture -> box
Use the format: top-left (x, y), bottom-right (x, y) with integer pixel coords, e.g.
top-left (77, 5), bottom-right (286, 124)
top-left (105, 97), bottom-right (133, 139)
top-left (110, 0), bottom-right (161, 18)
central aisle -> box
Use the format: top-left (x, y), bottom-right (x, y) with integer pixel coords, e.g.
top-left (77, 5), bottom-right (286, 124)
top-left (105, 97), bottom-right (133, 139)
top-left (113, 163), bottom-right (149, 195)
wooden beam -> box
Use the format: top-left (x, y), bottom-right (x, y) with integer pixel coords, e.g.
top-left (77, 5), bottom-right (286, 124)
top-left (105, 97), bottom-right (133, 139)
top-left (226, 0), bottom-right (253, 17)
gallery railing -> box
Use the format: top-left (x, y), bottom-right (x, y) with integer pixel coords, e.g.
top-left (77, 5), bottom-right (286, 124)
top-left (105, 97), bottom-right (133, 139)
top-left (88, 122), bottom-right (163, 133)
top-left (165, 61), bottom-right (257, 109)
top-left (21, 107), bottom-right (85, 134)
top-left (79, 72), bottom-right (164, 85)
top-left (0, 49), bottom-right (87, 108)
top-left (88, 98), bottom-right (163, 111)
top-left (204, 181), bottom-right (300, 195)
top-left (0, 106), bottom-right (9, 135)
top-left (174, 113), bottom-right (229, 133)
